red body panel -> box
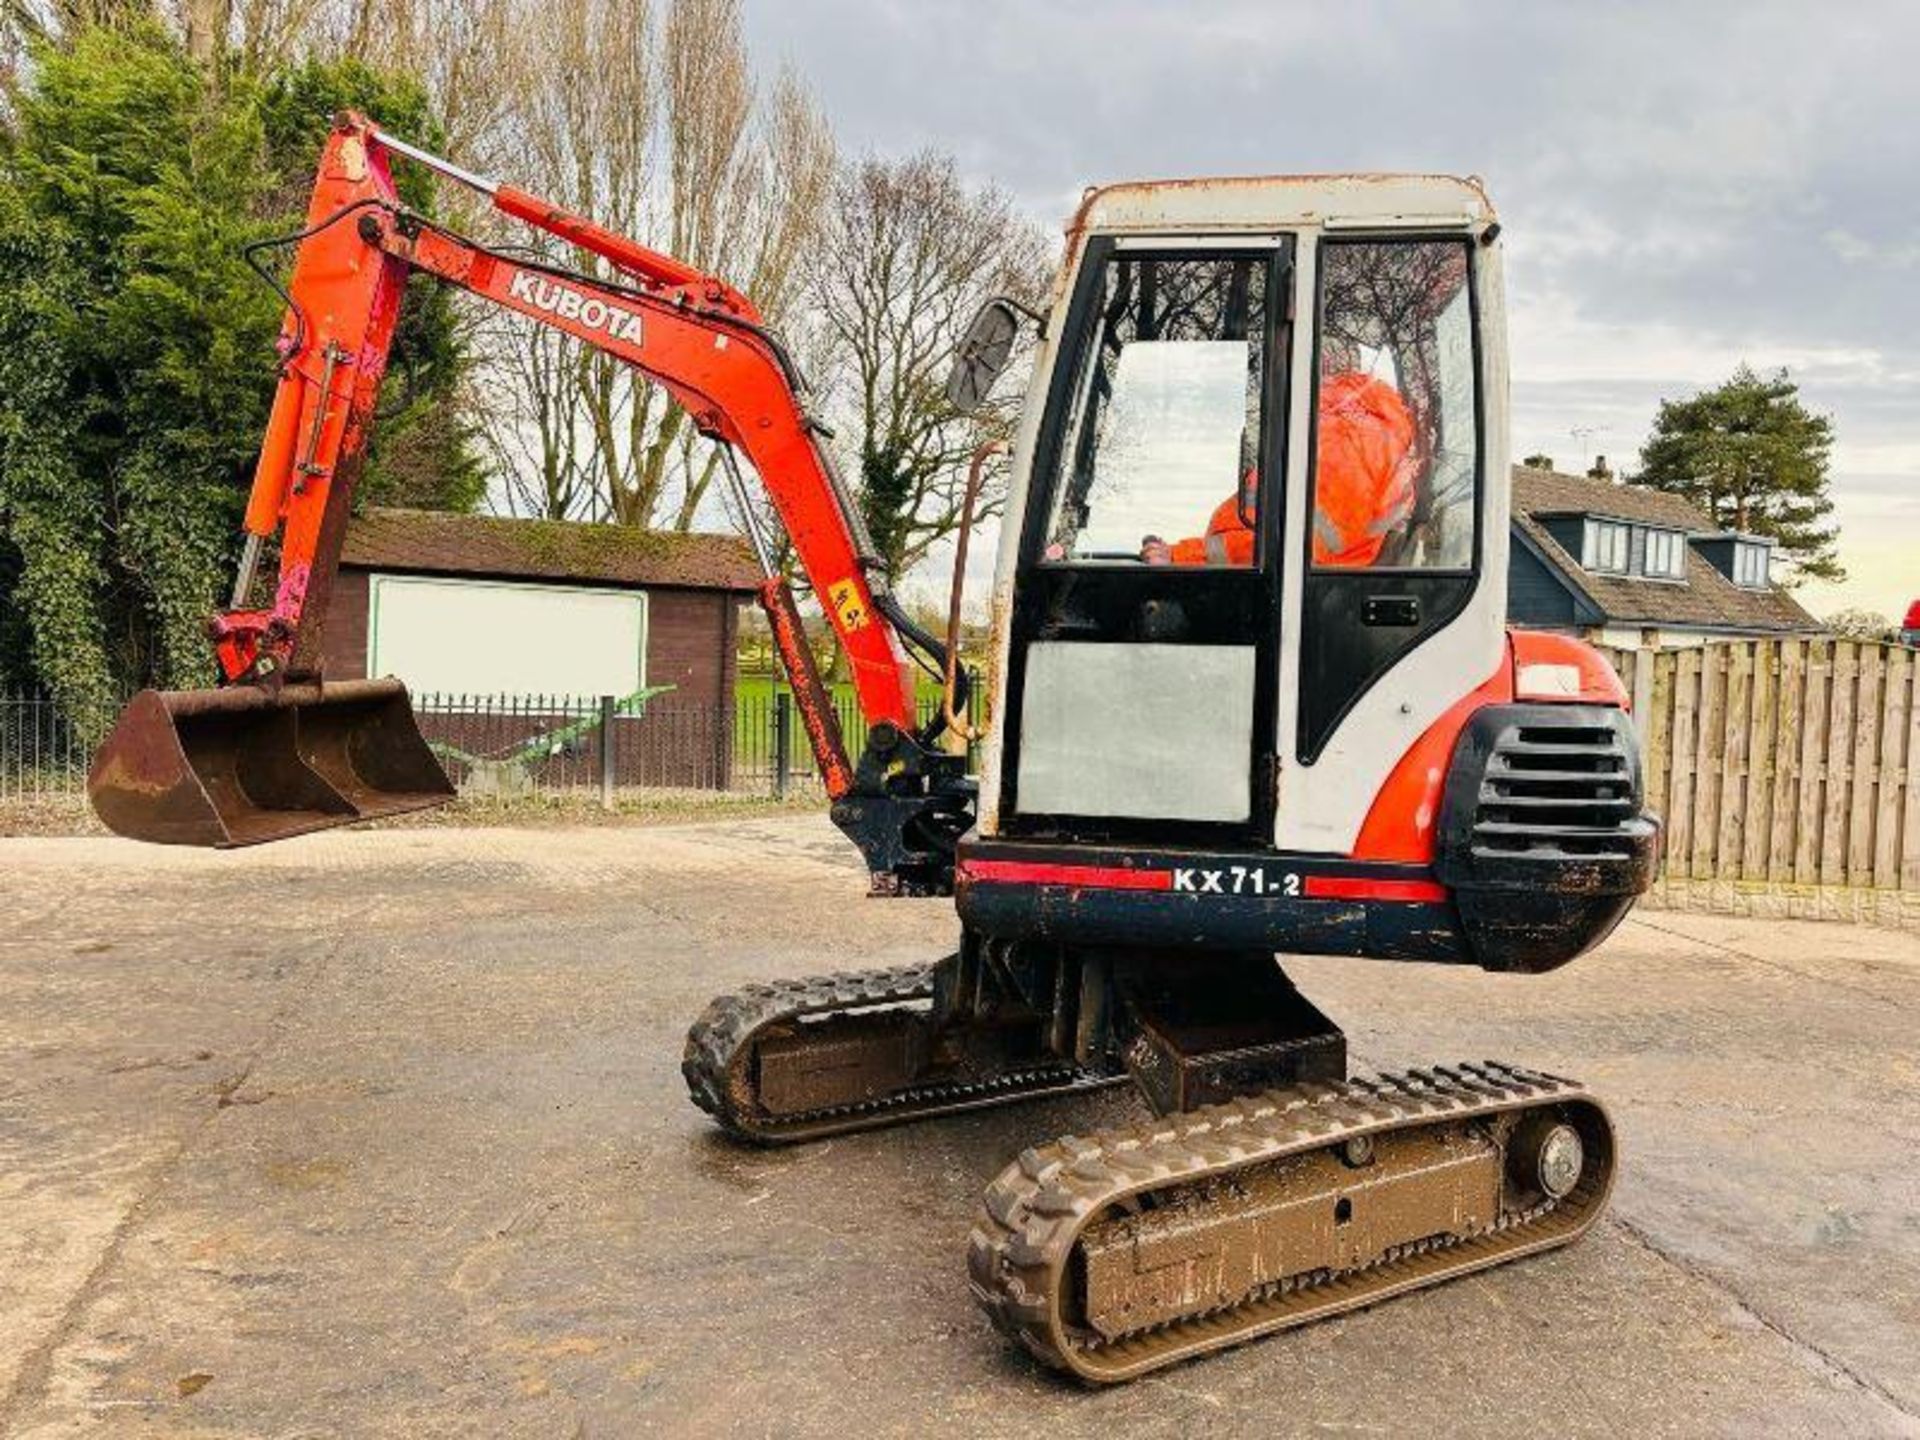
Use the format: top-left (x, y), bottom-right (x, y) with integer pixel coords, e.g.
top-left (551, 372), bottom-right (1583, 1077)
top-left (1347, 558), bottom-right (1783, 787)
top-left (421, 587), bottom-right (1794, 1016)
top-left (221, 126), bottom-right (409, 681)
top-left (1350, 628), bottom-right (1627, 864)
top-left (961, 859), bottom-right (1176, 891)
top-left (1349, 656), bottom-right (1512, 864)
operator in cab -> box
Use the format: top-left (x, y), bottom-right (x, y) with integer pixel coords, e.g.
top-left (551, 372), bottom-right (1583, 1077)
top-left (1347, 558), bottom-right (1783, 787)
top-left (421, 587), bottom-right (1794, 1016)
top-left (1143, 372), bottom-right (1417, 569)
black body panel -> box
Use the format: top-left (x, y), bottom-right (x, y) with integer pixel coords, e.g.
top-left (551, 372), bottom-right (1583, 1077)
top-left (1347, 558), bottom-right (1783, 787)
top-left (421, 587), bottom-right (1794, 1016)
top-left (959, 876), bottom-right (1471, 964)
top-left (1296, 570), bottom-right (1476, 762)
top-left (1433, 701), bottom-right (1661, 970)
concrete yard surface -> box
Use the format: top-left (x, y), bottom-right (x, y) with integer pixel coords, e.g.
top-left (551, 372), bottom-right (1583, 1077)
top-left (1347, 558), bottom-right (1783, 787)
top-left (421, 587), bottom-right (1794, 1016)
top-left (2, 817), bottom-right (1917, 1438)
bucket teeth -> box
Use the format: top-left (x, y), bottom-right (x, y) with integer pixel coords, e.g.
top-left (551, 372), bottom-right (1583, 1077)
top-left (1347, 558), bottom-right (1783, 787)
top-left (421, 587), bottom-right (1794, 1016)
top-left (87, 678), bottom-right (453, 847)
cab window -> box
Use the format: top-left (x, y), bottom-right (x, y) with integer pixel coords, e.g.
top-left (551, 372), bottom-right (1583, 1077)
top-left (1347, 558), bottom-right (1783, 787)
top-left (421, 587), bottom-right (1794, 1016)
top-left (1312, 238), bottom-right (1478, 570)
top-left (1041, 253), bottom-right (1269, 567)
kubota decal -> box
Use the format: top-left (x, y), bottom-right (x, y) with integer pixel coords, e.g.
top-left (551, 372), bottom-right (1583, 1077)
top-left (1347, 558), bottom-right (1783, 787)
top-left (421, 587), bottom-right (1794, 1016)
top-left (506, 270), bottom-right (645, 345)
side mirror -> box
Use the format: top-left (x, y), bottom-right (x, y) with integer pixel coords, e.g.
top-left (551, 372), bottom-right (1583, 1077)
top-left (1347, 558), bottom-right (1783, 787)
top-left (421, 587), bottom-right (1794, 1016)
top-left (945, 297), bottom-right (1025, 413)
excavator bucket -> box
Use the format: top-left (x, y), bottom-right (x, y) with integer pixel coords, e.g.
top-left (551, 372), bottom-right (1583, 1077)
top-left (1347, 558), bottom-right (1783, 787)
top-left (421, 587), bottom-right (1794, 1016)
top-left (87, 678), bottom-right (454, 848)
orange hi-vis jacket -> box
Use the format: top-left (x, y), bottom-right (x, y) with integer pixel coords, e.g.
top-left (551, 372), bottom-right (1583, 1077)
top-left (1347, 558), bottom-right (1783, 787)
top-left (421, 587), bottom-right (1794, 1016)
top-left (1169, 372), bottom-right (1417, 568)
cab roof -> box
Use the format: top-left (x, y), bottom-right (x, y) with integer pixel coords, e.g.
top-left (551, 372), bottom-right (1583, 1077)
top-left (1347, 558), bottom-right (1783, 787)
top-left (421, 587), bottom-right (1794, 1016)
top-left (1071, 173), bottom-right (1496, 236)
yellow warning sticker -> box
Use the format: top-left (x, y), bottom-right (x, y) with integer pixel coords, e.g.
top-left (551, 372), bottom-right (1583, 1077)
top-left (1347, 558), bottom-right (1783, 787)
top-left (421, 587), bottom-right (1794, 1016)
top-left (827, 578), bottom-right (869, 632)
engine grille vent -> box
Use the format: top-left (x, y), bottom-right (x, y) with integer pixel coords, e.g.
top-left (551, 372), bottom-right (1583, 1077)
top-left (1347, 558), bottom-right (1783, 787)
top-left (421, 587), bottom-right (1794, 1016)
top-left (1473, 722), bottom-right (1640, 860)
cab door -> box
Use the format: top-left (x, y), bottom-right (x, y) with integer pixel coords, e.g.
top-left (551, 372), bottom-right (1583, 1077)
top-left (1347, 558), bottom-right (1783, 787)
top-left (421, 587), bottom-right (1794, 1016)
top-left (996, 238), bottom-right (1292, 848)
top-left (1277, 231), bottom-right (1504, 853)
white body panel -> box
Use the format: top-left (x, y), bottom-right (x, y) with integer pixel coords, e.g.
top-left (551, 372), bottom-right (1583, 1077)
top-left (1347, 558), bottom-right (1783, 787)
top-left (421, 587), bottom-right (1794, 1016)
top-left (977, 174), bottom-right (1510, 854)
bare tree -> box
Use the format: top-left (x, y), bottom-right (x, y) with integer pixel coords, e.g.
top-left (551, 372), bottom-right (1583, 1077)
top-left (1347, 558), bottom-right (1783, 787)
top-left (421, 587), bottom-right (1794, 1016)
top-left (458, 0), bottom-right (833, 530)
top-left (4, 0), bottom-right (153, 64)
top-left (806, 151), bottom-right (1050, 579)
top-left (1824, 608), bottom-right (1894, 642)
top-left (178, 0), bottom-right (225, 64)
top-left (0, 10), bottom-right (24, 118)
top-left (324, 0), bottom-right (520, 174)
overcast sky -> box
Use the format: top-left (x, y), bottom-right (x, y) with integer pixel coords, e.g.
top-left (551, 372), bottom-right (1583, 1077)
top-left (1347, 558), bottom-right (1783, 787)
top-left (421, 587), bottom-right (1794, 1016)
top-left (744, 0), bottom-right (1917, 619)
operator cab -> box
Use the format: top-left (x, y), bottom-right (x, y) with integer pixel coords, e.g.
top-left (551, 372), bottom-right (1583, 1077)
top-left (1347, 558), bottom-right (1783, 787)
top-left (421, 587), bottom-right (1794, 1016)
top-left (977, 176), bottom-right (1504, 855)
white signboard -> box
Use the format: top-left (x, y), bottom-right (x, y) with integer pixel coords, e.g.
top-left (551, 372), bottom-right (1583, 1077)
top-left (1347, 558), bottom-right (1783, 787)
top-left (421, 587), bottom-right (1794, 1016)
top-left (368, 575), bottom-right (647, 699)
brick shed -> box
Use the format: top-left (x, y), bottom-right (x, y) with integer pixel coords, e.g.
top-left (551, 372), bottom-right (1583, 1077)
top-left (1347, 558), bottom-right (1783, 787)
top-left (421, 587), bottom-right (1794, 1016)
top-left (322, 507), bottom-right (760, 788)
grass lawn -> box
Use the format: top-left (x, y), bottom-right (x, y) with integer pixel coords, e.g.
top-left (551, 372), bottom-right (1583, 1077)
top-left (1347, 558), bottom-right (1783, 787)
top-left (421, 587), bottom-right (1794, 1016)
top-left (733, 668), bottom-right (963, 709)
top-left (733, 666), bottom-right (984, 775)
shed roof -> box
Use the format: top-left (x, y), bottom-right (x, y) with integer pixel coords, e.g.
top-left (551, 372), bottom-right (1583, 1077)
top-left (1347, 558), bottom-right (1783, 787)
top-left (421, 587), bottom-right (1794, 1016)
top-left (1510, 467), bottom-right (1820, 634)
top-left (341, 508), bottom-right (760, 593)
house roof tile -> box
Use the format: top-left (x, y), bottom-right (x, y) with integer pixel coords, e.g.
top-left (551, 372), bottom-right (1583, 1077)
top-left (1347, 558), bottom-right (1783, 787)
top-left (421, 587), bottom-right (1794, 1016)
top-left (1510, 467), bottom-right (1820, 634)
top-left (341, 508), bottom-right (761, 593)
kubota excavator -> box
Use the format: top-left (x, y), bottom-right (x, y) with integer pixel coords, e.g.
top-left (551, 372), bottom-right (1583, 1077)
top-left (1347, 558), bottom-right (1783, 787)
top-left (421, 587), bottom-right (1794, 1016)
top-left (89, 115), bottom-right (1660, 1382)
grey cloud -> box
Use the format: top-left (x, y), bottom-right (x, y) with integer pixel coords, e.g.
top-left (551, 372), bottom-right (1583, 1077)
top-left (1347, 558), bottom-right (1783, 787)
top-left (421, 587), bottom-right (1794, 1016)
top-left (745, 0), bottom-right (1917, 611)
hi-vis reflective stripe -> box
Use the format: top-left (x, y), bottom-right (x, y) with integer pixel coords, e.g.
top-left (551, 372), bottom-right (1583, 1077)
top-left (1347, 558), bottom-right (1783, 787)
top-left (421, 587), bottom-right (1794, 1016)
top-left (1313, 511), bottom-right (1345, 552)
top-left (1204, 532), bottom-right (1229, 565)
top-left (1366, 487), bottom-right (1417, 536)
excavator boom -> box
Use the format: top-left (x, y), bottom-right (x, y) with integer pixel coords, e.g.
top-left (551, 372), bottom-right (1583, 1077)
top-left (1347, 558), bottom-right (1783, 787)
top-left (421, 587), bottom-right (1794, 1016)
top-left (89, 113), bottom-right (958, 858)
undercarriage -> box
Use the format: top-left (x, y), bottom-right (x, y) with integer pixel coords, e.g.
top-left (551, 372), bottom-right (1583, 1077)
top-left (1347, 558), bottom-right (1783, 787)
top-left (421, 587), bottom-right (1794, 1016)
top-left (682, 937), bottom-right (1616, 1382)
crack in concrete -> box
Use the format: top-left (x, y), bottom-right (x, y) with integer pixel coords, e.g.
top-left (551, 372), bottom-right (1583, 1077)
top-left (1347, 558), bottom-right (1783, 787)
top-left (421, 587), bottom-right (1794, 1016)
top-left (0, 1052), bottom-right (258, 1430)
top-left (0, 911), bottom-right (368, 1431)
top-left (1625, 914), bottom-right (1905, 1004)
top-left (1609, 1214), bottom-right (1920, 1430)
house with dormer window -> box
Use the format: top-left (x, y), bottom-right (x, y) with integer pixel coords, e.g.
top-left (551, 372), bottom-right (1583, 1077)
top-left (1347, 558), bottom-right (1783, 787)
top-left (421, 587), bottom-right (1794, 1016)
top-left (1507, 465), bottom-right (1821, 648)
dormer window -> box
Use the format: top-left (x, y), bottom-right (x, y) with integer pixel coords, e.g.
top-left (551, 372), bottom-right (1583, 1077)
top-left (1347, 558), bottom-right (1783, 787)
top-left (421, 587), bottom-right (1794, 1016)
top-left (1733, 540), bottom-right (1770, 588)
top-left (1571, 515), bottom-right (1687, 580)
top-left (1582, 518), bottom-right (1629, 574)
top-left (1643, 528), bottom-right (1686, 579)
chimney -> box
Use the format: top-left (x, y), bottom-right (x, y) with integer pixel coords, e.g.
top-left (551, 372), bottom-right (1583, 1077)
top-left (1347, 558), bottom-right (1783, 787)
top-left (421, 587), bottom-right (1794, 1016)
top-left (1587, 454), bottom-right (1615, 482)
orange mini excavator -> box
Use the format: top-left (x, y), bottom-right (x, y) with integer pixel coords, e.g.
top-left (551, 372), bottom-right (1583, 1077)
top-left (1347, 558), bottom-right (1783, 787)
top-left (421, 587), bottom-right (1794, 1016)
top-left (90, 116), bottom-right (1659, 1381)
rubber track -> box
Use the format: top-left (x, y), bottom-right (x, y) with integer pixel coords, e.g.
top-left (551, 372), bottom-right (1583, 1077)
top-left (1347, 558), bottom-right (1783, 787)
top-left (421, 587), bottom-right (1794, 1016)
top-left (682, 962), bottom-right (1124, 1144)
top-left (967, 1060), bottom-right (1615, 1383)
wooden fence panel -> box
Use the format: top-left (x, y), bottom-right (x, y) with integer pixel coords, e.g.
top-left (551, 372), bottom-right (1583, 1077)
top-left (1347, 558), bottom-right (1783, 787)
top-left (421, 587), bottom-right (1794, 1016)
top-left (1822, 642), bottom-right (1857, 887)
top-left (1740, 641), bottom-right (1777, 877)
top-left (1691, 646), bottom-right (1727, 879)
top-left (1751, 645), bottom-right (1774, 875)
top-left (1768, 640), bottom-right (1805, 881)
top-left (1796, 641), bottom-right (1831, 885)
top-left (1667, 647), bottom-right (1699, 876)
top-left (1718, 643), bottom-right (1753, 878)
top-left (1646, 649), bottom-right (1675, 835)
top-left (1583, 636), bottom-right (1918, 897)
top-left (1875, 647), bottom-right (1911, 889)
top-left (1670, 639), bottom-right (1914, 893)
top-left (1847, 646), bottom-right (1883, 884)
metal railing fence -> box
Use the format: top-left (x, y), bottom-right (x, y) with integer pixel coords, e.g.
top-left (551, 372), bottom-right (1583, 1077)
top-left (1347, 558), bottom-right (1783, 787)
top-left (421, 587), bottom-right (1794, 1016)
top-left (1, 670), bottom-right (986, 805)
